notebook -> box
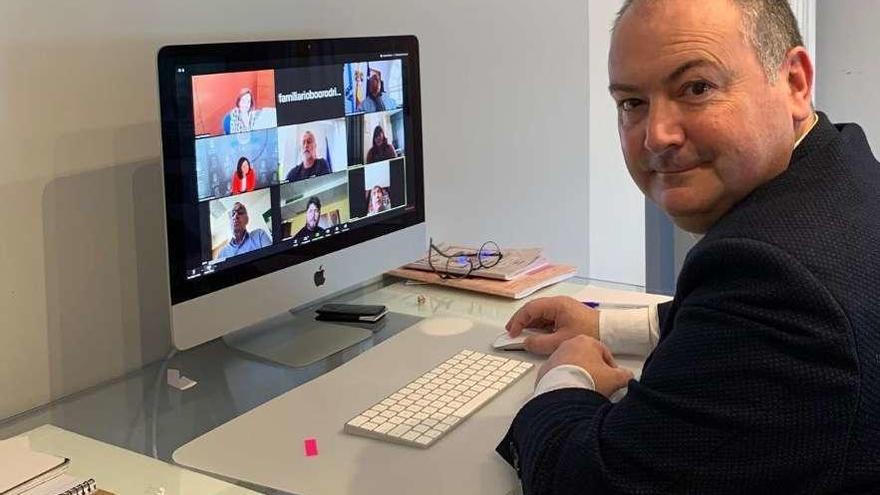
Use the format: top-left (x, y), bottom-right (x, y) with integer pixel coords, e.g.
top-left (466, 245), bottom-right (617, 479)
top-left (23, 475), bottom-right (96, 495)
top-left (0, 436), bottom-right (69, 495)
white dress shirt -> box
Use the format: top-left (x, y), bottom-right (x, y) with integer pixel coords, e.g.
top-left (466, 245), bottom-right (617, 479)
top-left (533, 307), bottom-right (659, 396)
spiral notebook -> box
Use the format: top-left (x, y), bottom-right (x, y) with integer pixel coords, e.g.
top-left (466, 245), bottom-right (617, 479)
top-left (0, 436), bottom-right (69, 495)
top-left (23, 475), bottom-right (96, 495)
top-left (0, 435), bottom-right (101, 495)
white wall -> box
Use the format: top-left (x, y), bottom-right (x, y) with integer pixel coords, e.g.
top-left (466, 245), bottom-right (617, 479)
top-left (587, 0), bottom-right (646, 286)
top-left (816, 0), bottom-right (880, 153)
top-left (0, 1), bottom-right (594, 419)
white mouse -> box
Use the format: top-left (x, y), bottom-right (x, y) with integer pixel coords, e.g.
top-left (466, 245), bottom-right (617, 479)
top-left (492, 328), bottom-right (543, 351)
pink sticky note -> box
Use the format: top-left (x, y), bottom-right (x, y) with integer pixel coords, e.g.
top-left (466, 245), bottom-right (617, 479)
top-left (304, 438), bottom-right (319, 457)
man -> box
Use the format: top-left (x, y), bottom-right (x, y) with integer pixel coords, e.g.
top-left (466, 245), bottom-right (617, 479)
top-left (285, 131), bottom-right (331, 182)
top-left (293, 196), bottom-right (325, 241)
top-left (218, 202), bottom-right (272, 259)
top-left (497, 0), bottom-right (880, 493)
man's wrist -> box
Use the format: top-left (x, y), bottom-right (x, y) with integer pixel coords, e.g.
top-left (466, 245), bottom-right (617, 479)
top-left (599, 305), bottom-right (656, 356)
top-left (534, 364), bottom-right (596, 397)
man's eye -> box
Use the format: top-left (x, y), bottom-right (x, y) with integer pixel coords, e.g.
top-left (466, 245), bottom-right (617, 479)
top-left (685, 81), bottom-right (713, 97)
top-left (619, 99), bottom-right (643, 112)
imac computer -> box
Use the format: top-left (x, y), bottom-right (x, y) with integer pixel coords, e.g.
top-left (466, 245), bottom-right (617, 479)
top-left (157, 36), bottom-right (425, 362)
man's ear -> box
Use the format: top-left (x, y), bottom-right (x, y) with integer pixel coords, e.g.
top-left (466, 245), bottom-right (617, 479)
top-left (780, 46), bottom-right (814, 121)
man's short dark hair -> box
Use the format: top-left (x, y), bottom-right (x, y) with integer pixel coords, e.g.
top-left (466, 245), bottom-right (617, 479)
top-left (307, 196), bottom-right (321, 211)
top-left (614, 0), bottom-right (803, 82)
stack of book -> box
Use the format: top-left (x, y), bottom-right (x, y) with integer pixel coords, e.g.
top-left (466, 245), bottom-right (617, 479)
top-left (0, 437), bottom-right (103, 495)
top-left (388, 244), bottom-right (576, 299)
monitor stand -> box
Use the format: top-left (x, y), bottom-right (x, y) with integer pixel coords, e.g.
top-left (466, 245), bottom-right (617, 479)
top-left (222, 310), bottom-right (373, 368)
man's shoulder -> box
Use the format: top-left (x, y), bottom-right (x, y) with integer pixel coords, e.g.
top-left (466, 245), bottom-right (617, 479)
top-left (218, 242), bottom-right (234, 257)
top-left (252, 228), bottom-right (271, 241)
top-left (286, 165), bottom-right (300, 180)
top-left (710, 118), bottom-right (880, 245)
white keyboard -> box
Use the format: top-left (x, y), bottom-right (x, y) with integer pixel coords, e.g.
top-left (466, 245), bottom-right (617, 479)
top-left (344, 349), bottom-right (533, 448)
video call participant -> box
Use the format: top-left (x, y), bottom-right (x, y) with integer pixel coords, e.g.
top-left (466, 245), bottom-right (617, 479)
top-left (366, 125), bottom-right (397, 164)
top-left (285, 131), bottom-right (332, 182)
top-left (218, 202), bottom-right (272, 259)
top-left (230, 156), bottom-right (256, 194)
top-left (362, 70), bottom-right (398, 112)
top-left (228, 88), bottom-right (258, 134)
top-left (293, 196), bottom-right (326, 241)
top-left (367, 185), bottom-right (388, 215)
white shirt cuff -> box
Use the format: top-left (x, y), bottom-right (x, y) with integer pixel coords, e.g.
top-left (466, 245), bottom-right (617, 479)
top-left (599, 305), bottom-right (660, 357)
top-left (533, 364), bottom-right (596, 398)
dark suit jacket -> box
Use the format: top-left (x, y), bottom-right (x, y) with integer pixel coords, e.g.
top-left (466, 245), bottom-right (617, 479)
top-left (497, 113), bottom-right (880, 494)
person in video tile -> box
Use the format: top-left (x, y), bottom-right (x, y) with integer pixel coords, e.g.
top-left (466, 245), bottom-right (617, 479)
top-left (219, 202), bottom-right (272, 259)
top-left (285, 131), bottom-right (332, 182)
top-left (294, 196), bottom-right (326, 241)
top-left (230, 156), bottom-right (256, 194)
top-left (228, 88), bottom-right (259, 134)
top-left (362, 69), bottom-right (398, 112)
top-left (367, 185), bottom-right (389, 215)
top-left (365, 125), bottom-right (398, 164)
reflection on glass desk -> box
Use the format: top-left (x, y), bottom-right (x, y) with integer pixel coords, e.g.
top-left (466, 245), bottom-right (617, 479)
top-left (0, 276), bottom-right (644, 489)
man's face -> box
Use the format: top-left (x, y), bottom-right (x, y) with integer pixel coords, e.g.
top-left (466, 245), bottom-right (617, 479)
top-left (230, 203), bottom-right (248, 235)
top-left (372, 187), bottom-right (384, 209)
top-left (306, 203), bottom-right (320, 229)
top-left (302, 132), bottom-right (317, 162)
top-left (609, 0), bottom-right (799, 232)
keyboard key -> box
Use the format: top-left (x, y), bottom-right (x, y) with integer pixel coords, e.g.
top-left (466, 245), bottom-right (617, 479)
top-left (375, 422), bottom-right (395, 434)
top-left (441, 416), bottom-right (459, 426)
top-left (348, 416), bottom-right (369, 427)
top-left (453, 388), bottom-right (498, 418)
top-left (389, 424), bottom-right (412, 437)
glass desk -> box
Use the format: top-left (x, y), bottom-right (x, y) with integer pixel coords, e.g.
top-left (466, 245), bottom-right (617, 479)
top-left (0, 276), bottom-right (645, 493)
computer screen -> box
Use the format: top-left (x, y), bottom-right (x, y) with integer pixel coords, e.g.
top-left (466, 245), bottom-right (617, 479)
top-left (158, 36), bottom-right (424, 307)
top-left (158, 36), bottom-right (426, 350)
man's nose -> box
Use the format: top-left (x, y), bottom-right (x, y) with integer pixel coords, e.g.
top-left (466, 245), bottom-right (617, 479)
top-left (644, 100), bottom-right (685, 155)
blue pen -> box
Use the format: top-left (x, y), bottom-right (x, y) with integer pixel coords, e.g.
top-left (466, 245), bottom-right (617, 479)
top-left (583, 301), bottom-right (649, 309)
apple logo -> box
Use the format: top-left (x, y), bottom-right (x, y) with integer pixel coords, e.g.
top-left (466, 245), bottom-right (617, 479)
top-left (313, 265), bottom-right (326, 287)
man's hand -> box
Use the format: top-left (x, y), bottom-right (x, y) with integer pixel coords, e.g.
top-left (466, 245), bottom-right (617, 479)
top-left (506, 296), bottom-right (600, 355)
top-left (536, 335), bottom-right (634, 398)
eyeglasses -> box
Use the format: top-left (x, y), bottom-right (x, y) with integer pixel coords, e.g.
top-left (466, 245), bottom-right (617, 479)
top-left (426, 238), bottom-right (503, 279)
